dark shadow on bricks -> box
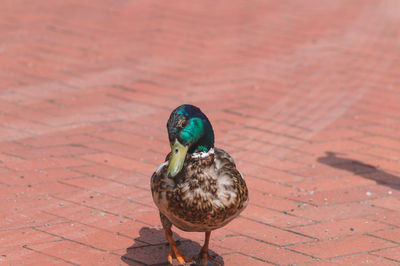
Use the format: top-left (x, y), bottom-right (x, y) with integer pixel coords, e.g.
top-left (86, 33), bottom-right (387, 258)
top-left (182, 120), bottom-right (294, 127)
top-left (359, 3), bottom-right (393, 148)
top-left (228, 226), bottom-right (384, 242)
top-left (318, 151), bottom-right (400, 190)
top-left (121, 227), bottom-right (224, 266)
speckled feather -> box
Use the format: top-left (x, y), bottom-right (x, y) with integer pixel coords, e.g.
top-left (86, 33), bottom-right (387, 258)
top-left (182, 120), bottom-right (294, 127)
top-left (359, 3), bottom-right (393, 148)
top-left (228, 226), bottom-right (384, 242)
top-left (151, 148), bottom-right (248, 232)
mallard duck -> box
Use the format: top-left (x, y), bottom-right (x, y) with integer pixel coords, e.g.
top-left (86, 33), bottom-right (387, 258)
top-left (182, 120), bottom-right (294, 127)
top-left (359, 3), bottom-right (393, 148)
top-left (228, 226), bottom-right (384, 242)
top-left (151, 104), bottom-right (249, 265)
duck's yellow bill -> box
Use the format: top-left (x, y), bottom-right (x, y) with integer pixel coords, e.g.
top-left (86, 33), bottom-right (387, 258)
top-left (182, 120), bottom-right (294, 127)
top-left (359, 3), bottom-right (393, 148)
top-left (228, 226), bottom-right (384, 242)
top-left (167, 139), bottom-right (188, 178)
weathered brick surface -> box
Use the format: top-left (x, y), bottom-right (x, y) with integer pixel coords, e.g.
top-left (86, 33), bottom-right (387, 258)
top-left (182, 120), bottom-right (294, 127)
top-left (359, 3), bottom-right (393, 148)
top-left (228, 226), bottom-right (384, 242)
top-left (1, 0), bottom-right (400, 265)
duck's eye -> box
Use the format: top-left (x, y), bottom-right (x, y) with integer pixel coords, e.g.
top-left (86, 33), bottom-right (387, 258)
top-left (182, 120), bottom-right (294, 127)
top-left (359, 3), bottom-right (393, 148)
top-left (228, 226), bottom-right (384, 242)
top-left (174, 148), bottom-right (179, 154)
top-left (177, 119), bottom-right (188, 128)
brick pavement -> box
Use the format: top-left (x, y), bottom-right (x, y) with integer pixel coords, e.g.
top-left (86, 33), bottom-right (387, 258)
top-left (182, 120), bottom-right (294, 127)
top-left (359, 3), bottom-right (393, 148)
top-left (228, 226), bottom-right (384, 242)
top-left (1, 0), bottom-right (400, 265)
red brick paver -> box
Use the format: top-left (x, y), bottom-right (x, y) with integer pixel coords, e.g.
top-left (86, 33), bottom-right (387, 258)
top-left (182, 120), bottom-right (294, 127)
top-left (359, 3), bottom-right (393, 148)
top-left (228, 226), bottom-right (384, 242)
top-left (1, 0), bottom-right (400, 265)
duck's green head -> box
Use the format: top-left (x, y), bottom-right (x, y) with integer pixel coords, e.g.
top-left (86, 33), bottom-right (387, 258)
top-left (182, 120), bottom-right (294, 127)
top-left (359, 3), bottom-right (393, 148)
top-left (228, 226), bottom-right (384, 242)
top-left (166, 104), bottom-right (214, 178)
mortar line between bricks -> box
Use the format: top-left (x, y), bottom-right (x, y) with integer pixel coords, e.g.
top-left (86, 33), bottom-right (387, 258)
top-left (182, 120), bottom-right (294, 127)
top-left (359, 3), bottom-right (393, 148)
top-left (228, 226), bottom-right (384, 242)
top-left (49, 118), bottom-right (115, 128)
top-left (66, 120), bottom-right (125, 129)
top-left (55, 180), bottom-right (155, 208)
top-left (99, 129), bottom-right (165, 147)
top-left (216, 236), bottom-right (317, 265)
top-left (0, 220), bottom-right (70, 233)
top-left (234, 251), bottom-right (278, 265)
top-left (354, 103), bottom-right (400, 120)
top-left (20, 49), bottom-right (89, 65)
top-left (218, 251), bottom-right (241, 257)
top-left (0, 91), bottom-right (50, 110)
top-left (3, 152), bottom-right (101, 163)
top-left (23, 119), bottom-right (121, 133)
top-left (279, 173), bottom-right (360, 186)
top-left (258, 238), bottom-right (321, 261)
top-left (47, 195), bottom-right (155, 226)
top-left (67, 166), bottom-right (150, 192)
top-left (358, 148), bottom-right (400, 162)
top-left (213, 240), bottom-right (279, 266)
top-left (77, 157), bottom-right (154, 178)
top-left (355, 142), bottom-right (400, 157)
top-left (11, 135), bottom-right (105, 151)
top-left (238, 173), bottom-right (307, 192)
top-left (301, 247), bottom-right (400, 263)
top-left (354, 132), bottom-right (400, 145)
top-left (245, 172), bottom-right (305, 185)
top-left (288, 260), bottom-right (319, 265)
top-left (63, 174), bottom-right (148, 194)
top-left (233, 154), bottom-right (310, 170)
top-left (1, 118), bottom-right (48, 130)
top-left (31, 227), bottom-right (120, 255)
top-left (229, 87), bottom-right (332, 133)
top-left (369, 252), bottom-right (400, 263)
top-left (127, 238), bottom-right (196, 251)
top-left (87, 119), bottom-right (127, 128)
top-left (222, 109), bottom-right (313, 133)
top-left (249, 193), bottom-right (303, 208)
top-left (285, 166), bottom-right (382, 180)
top-left (364, 215), bottom-right (400, 228)
top-left (2, 239), bottom-right (65, 252)
top-left (0, 162), bottom-right (88, 174)
top-left (109, 84), bottom-right (137, 92)
top-left (0, 163), bottom-right (93, 175)
top-left (224, 233), bottom-right (320, 261)
top-left (0, 188), bottom-right (83, 202)
top-left (314, 116), bottom-right (373, 129)
top-left (367, 200), bottom-right (400, 213)
top-left (285, 211), bottom-right (393, 230)
top-left (227, 132), bottom-right (314, 155)
top-left (237, 211), bottom-right (320, 242)
top-left (1, 151), bottom-right (27, 160)
top-left (285, 205), bottom-right (398, 230)
top-left (227, 147), bottom-right (312, 168)
top-left (188, 76), bottom-right (266, 87)
top-left (365, 233), bottom-right (400, 245)
top-left (120, 255), bottom-right (147, 266)
top-left (38, 209), bottom-right (152, 244)
top-left (1, 175), bottom-right (89, 188)
top-left (105, 93), bottom-right (134, 103)
top-left (249, 201), bottom-right (313, 215)
top-left (361, 222), bottom-right (399, 231)
top-left (285, 226), bottom-right (400, 248)
top-left (237, 230), bottom-right (317, 249)
top-left (242, 201), bottom-right (318, 222)
top-left (22, 241), bottom-right (78, 266)
top-left (31, 49), bottom-right (92, 65)
top-left (282, 157), bottom-right (315, 168)
top-left (286, 194), bottom-right (392, 209)
top-left (317, 246), bottom-right (379, 266)
top-left (306, 135), bottom-right (375, 145)
top-left (353, 120), bottom-right (400, 131)
top-left (354, 109), bottom-right (399, 122)
top-left (223, 110), bottom-right (307, 132)
top-left (244, 125), bottom-right (311, 142)
top-left (6, 68), bottom-right (61, 85)
top-left (104, 101), bottom-right (159, 114)
top-left (85, 128), bottom-right (167, 150)
top-left (106, 94), bottom-right (171, 111)
top-left (124, 78), bottom-right (162, 89)
top-left (258, 184), bottom-right (313, 206)
top-left (241, 215), bottom-right (317, 232)
top-left (117, 67), bottom-right (181, 86)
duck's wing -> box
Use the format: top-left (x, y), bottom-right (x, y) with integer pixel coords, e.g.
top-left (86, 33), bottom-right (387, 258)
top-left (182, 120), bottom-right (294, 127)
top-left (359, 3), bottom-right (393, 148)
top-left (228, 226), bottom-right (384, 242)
top-left (213, 147), bottom-right (248, 211)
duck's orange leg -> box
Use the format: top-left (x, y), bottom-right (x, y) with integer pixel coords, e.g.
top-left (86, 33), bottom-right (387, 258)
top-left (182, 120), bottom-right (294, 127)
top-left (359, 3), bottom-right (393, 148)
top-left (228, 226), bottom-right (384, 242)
top-left (192, 231), bottom-right (222, 265)
top-left (164, 227), bottom-right (192, 265)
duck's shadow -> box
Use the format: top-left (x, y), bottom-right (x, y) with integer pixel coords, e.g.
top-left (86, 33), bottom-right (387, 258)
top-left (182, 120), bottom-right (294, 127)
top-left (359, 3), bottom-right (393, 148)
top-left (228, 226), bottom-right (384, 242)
top-left (318, 151), bottom-right (400, 190)
top-left (121, 227), bottom-right (224, 266)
